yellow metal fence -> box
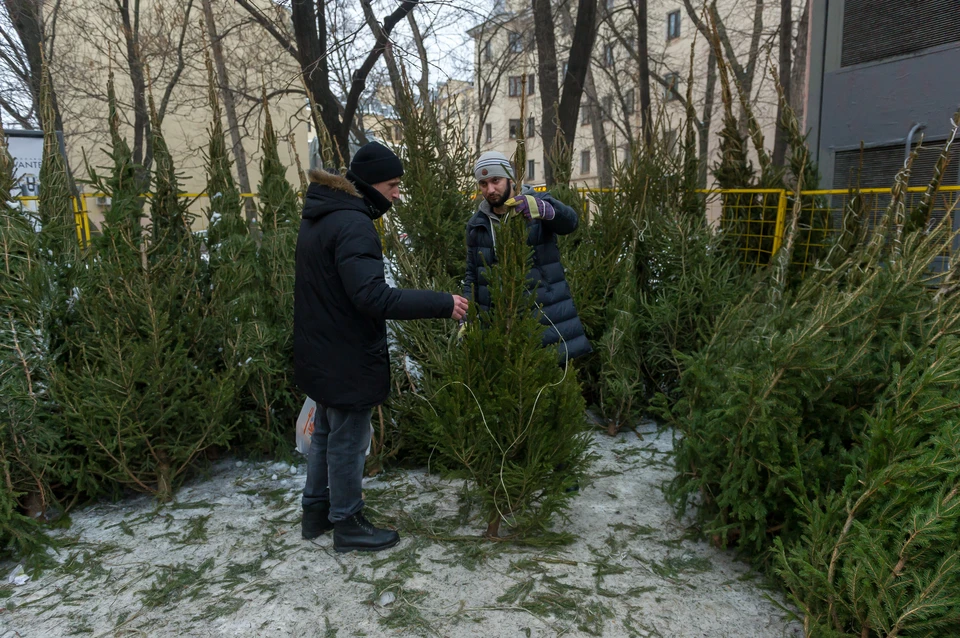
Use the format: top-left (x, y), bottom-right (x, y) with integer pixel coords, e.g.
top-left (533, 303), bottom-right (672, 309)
top-left (705, 186), bottom-right (960, 272)
top-left (15, 187), bottom-right (960, 270)
top-left (13, 192), bottom-right (260, 247)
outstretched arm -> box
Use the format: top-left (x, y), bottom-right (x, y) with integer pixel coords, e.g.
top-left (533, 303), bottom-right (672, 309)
top-left (336, 217), bottom-right (454, 320)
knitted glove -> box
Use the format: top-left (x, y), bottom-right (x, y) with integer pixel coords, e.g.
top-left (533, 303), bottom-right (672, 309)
top-left (505, 194), bottom-right (555, 221)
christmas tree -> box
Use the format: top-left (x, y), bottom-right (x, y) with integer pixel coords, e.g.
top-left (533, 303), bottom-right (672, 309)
top-left (0, 121), bottom-right (64, 558)
top-left (659, 109), bottom-right (960, 634)
top-left (421, 210), bottom-right (590, 538)
top-left (52, 72), bottom-right (237, 501)
top-left (378, 81), bottom-right (474, 468)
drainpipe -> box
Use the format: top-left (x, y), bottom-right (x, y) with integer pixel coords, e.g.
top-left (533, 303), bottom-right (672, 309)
top-left (905, 122), bottom-right (926, 163)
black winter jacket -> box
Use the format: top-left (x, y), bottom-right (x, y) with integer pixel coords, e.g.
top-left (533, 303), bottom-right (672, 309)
top-left (463, 191), bottom-right (592, 363)
top-left (294, 170), bottom-right (454, 410)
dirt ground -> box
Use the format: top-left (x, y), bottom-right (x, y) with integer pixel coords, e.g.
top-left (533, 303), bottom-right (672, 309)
top-left (1, 424), bottom-right (803, 637)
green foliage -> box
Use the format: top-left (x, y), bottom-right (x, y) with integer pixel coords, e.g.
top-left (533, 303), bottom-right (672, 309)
top-left (198, 81), bottom-right (295, 457)
top-left (53, 75), bottom-right (238, 502)
top-left (0, 124), bottom-right (61, 559)
top-left (149, 93), bottom-right (191, 246)
top-left (658, 129), bottom-right (960, 634)
top-left (257, 90), bottom-right (300, 232)
top-left (419, 212), bottom-right (591, 538)
top-left (203, 54), bottom-right (246, 246)
top-left (37, 64), bottom-right (76, 258)
top-left (379, 85), bottom-right (474, 468)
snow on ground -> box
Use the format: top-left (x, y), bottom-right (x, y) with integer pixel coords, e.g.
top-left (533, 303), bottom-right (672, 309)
top-left (1, 425), bottom-right (802, 637)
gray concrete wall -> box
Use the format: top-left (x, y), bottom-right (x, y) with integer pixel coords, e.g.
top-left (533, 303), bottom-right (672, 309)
top-left (806, 0), bottom-right (960, 188)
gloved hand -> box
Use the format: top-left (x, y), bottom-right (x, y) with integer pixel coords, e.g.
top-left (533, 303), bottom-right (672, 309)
top-left (505, 194), bottom-right (555, 221)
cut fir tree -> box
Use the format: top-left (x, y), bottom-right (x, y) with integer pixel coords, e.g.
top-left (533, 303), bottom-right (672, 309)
top-left (52, 73), bottom-right (237, 501)
top-left (422, 210), bottom-right (590, 539)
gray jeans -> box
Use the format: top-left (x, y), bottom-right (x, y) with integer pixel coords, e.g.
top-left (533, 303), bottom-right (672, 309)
top-left (301, 405), bottom-right (372, 522)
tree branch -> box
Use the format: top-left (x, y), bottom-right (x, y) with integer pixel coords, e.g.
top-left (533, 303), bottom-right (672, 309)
top-left (234, 0), bottom-right (298, 58)
top-left (158, 0), bottom-right (194, 122)
top-left (342, 0), bottom-right (419, 146)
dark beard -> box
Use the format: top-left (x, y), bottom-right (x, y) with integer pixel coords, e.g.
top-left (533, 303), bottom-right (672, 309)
top-left (485, 181), bottom-right (511, 208)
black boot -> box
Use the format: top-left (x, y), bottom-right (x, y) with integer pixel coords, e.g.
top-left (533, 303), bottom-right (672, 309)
top-left (302, 502), bottom-right (334, 539)
top-left (333, 511), bottom-right (400, 553)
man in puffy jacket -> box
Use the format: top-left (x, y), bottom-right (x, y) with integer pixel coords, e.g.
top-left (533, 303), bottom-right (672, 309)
top-left (295, 141), bottom-right (468, 553)
top-left (464, 151), bottom-right (591, 363)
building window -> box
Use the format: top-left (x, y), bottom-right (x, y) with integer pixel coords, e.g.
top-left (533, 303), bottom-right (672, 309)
top-left (625, 88), bottom-right (635, 115)
top-left (528, 159), bottom-right (536, 181)
top-left (664, 72), bottom-right (681, 101)
top-left (483, 40), bottom-right (493, 62)
top-left (509, 31), bottom-right (523, 53)
top-left (603, 43), bottom-right (615, 67)
top-left (509, 118), bottom-right (522, 139)
top-left (605, 0), bottom-right (615, 10)
top-left (526, 116), bottom-right (535, 138)
top-left (393, 125), bottom-right (402, 141)
top-left (580, 150), bottom-right (591, 174)
top-left (527, 74), bottom-right (535, 95)
top-left (667, 10), bottom-right (681, 41)
top-left (482, 84), bottom-right (491, 104)
top-left (581, 104), bottom-right (591, 125)
top-left (508, 76), bottom-right (523, 97)
top-left (602, 95), bottom-right (614, 119)
top-left (485, 123), bottom-right (492, 142)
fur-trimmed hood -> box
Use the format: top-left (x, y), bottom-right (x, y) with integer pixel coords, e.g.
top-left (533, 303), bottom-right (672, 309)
top-left (302, 168), bottom-right (369, 221)
top-left (307, 168), bottom-right (361, 197)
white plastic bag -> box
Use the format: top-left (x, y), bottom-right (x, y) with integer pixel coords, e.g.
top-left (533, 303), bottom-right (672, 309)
top-left (295, 397), bottom-right (375, 457)
top-left (296, 397), bottom-right (317, 456)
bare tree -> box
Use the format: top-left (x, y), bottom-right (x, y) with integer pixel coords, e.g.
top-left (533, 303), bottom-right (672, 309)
top-left (561, 3), bottom-right (612, 187)
top-left (790, 0), bottom-right (809, 124)
top-left (201, 0), bottom-right (254, 221)
top-left (0, 0), bottom-right (64, 130)
top-left (469, 13), bottom-right (524, 155)
top-left (533, 0), bottom-right (600, 186)
top-left (772, 0), bottom-right (792, 166)
top-left (635, 0), bottom-right (651, 147)
top-left (237, 0), bottom-right (418, 163)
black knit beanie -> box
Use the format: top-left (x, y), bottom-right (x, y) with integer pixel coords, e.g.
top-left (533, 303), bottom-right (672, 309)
top-left (349, 141), bottom-right (404, 185)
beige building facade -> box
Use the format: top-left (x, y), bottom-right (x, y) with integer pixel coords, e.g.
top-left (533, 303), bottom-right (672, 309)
top-left (469, 0), bottom-right (808, 189)
top-left (49, 0), bottom-right (310, 231)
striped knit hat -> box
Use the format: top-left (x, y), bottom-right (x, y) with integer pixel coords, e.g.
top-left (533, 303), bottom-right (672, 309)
top-left (473, 151), bottom-right (515, 181)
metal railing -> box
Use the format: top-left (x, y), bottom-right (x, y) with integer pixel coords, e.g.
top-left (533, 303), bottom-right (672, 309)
top-left (704, 186), bottom-right (960, 272)
top-left (15, 186), bottom-right (960, 267)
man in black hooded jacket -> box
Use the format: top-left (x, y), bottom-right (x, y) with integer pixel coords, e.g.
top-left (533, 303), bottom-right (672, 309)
top-left (295, 142), bottom-right (468, 553)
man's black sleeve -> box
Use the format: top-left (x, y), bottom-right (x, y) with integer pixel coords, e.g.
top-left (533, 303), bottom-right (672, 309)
top-left (336, 214), bottom-right (454, 320)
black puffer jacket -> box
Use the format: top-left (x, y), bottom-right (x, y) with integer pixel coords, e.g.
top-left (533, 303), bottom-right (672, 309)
top-left (294, 170), bottom-right (454, 411)
top-left (463, 191), bottom-right (592, 363)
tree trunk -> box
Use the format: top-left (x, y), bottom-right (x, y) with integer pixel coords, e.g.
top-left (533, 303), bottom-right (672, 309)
top-left (117, 0), bottom-right (150, 173)
top-left (559, 2), bottom-right (611, 187)
top-left (533, 0), bottom-right (599, 186)
top-left (3, 0), bottom-right (63, 131)
top-left (585, 75), bottom-right (612, 188)
top-left (532, 0), bottom-right (562, 186)
top-left (699, 48), bottom-right (717, 187)
top-left (361, 1), bottom-right (405, 113)
top-left (637, 0), bottom-right (651, 148)
top-left (202, 0), bottom-right (256, 223)
top-left (556, 0), bottom-right (599, 168)
top-left (407, 11), bottom-right (433, 124)
top-left (791, 0), bottom-right (810, 126)
top-left (772, 0), bottom-right (793, 167)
